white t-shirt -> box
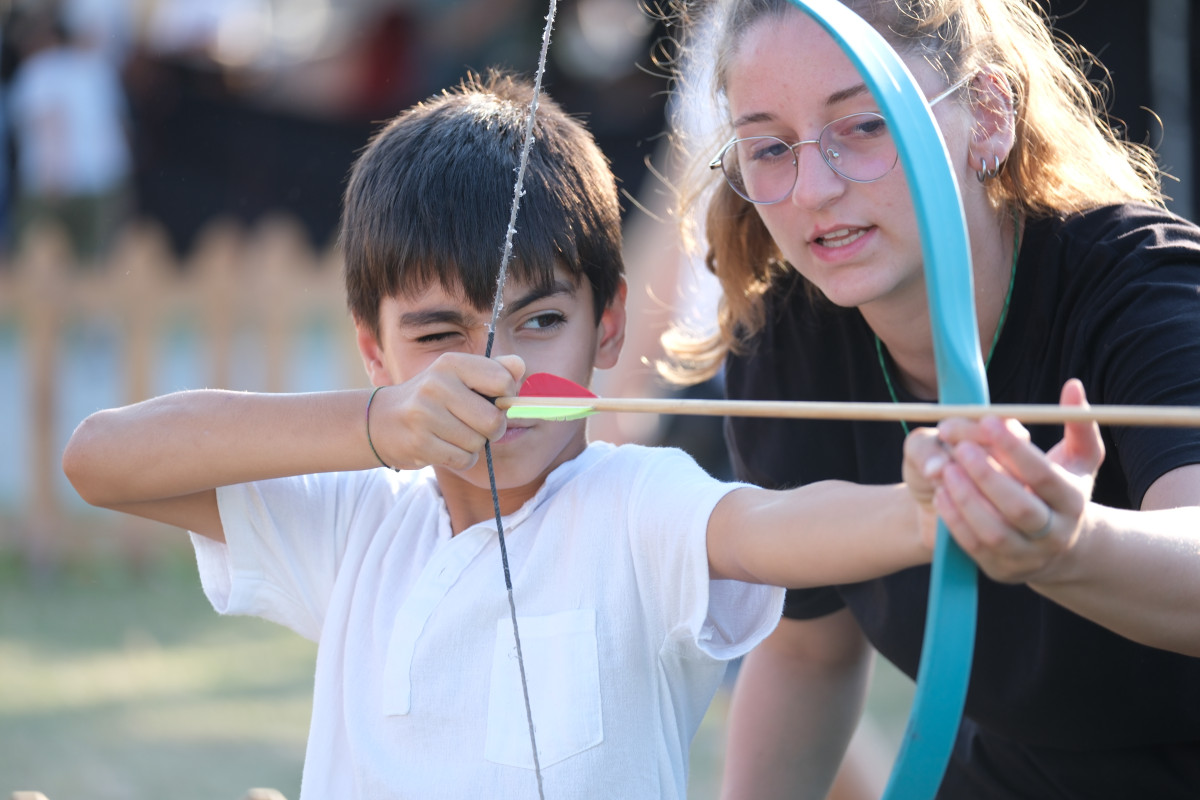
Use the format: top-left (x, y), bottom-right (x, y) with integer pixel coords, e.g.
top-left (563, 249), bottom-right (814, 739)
top-left (192, 441), bottom-right (784, 799)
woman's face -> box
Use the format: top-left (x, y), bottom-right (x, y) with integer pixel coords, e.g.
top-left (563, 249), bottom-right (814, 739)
top-left (724, 9), bottom-right (976, 312)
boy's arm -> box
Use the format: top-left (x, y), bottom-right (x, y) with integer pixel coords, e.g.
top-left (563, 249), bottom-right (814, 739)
top-left (62, 354), bottom-right (522, 541)
top-left (707, 481), bottom-right (934, 586)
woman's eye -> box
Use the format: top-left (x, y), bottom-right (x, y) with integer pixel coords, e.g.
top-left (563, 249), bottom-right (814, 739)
top-left (749, 139), bottom-right (792, 163)
top-left (843, 116), bottom-right (888, 139)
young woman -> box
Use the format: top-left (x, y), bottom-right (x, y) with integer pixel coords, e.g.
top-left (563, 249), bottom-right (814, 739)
top-left (666, 0), bottom-right (1200, 797)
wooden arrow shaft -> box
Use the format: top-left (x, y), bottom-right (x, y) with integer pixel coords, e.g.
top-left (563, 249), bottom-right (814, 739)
top-left (496, 395), bottom-right (1200, 427)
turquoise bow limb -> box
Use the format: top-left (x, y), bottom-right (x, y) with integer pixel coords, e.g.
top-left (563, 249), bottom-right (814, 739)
top-left (784, 1), bottom-right (985, 797)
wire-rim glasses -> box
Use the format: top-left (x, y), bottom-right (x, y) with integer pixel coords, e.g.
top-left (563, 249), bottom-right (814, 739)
top-left (709, 75), bottom-right (971, 205)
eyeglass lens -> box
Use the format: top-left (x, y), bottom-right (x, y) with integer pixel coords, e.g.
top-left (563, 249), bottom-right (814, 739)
top-left (720, 113), bottom-right (899, 204)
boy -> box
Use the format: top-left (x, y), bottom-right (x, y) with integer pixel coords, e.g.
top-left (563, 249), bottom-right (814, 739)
top-left (63, 72), bottom-right (932, 798)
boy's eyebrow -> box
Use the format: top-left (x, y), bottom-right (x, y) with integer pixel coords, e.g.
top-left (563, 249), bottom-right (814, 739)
top-left (732, 83), bottom-right (870, 129)
top-left (504, 279), bottom-right (577, 316)
top-left (397, 308), bottom-right (475, 329)
top-left (396, 279), bottom-right (577, 329)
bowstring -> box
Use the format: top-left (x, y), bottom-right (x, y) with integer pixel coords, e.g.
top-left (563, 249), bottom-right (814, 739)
top-left (484, 1), bottom-right (558, 796)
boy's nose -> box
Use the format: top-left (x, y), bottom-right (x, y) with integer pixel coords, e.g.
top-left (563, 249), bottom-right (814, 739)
top-left (482, 329), bottom-right (513, 358)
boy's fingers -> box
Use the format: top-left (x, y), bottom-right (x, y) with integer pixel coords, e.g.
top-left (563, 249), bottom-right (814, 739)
top-left (413, 401), bottom-right (501, 469)
top-left (438, 352), bottom-right (521, 399)
top-left (904, 426), bottom-right (940, 458)
top-left (494, 354), bottom-right (526, 384)
top-left (425, 435), bottom-right (482, 472)
top-left (903, 427), bottom-right (948, 478)
top-left (377, 365), bottom-right (509, 469)
top-left (422, 353), bottom-right (518, 440)
top-left (442, 386), bottom-right (509, 442)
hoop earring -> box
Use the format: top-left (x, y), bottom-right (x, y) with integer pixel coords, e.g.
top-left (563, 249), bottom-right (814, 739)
top-left (976, 155), bottom-right (1001, 183)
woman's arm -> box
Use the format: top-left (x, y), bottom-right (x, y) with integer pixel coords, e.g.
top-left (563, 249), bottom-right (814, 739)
top-left (720, 610), bottom-right (874, 800)
top-left (1037, 464), bottom-right (1200, 656)
top-left (911, 380), bottom-right (1200, 656)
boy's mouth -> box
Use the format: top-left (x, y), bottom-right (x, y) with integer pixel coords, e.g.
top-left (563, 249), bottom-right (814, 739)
top-left (496, 424), bottom-right (532, 445)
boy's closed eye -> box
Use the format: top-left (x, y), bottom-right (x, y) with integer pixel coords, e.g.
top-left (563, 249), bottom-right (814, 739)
top-left (414, 330), bottom-right (463, 345)
top-left (412, 310), bottom-right (566, 343)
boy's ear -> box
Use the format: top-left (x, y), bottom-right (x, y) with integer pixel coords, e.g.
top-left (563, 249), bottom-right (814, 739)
top-left (593, 279), bottom-right (627, 370)
top-left (355, 316), bottom-right (394, 386)
top-left (966, 66), bottom-right (1016, 173)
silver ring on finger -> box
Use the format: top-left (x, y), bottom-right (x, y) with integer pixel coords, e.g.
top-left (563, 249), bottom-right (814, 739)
top-left (1025, 503), bottom-right (1054, 541)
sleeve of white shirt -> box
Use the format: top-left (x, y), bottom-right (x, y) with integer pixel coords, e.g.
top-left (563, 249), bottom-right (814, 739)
top-left (190, 469), bottom-right (396, 641)
top-left (623, 446), bottom-right (784, 660)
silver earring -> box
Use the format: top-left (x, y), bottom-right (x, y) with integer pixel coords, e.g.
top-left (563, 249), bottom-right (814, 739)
top-left (976, 155), bottom-right (1001, 183)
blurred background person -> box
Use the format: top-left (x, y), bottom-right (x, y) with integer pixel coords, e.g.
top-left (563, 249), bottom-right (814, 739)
top-left (0, 34), bottom-right (10, 252)
top-left (6, 3), bottom-right (133, 262)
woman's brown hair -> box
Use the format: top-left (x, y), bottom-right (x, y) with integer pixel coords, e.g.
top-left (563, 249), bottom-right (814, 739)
top-left (662, 0), bottom-right (1164, 382)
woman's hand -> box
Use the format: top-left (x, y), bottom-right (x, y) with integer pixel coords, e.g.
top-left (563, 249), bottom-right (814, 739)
top-left (906, 379), bottom-right (1105, 583)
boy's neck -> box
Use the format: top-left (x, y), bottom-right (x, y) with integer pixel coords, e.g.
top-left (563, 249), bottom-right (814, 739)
top-left (434, 434), bottom-right (590, 535)
top-left (437, 471), bottom-right (539, 536)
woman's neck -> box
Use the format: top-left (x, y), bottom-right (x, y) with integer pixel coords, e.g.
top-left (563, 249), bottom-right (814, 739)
top-left (867, 210), bottom-right (1020, 402)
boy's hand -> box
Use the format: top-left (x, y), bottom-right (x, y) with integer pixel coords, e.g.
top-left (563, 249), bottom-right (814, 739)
top-left (902, 427), bottom-right (948, 550)
top-left (369, 354), bottom-right (525, 472)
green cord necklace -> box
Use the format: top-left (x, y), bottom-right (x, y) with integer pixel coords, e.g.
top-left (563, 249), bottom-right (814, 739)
top-left (875, 216), bottom-right (1021, 434)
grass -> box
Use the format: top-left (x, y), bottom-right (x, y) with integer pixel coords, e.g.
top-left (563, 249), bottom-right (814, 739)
top-left (0, 539), bottom-right (912, 800)
top-left (0, 545), bottom-right (315, 800)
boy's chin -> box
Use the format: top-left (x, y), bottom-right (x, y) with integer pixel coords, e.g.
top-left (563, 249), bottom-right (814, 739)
top-left (433, 463), bottom-right (549, 510)
top-left (457, 431), bottom-right (587, 487)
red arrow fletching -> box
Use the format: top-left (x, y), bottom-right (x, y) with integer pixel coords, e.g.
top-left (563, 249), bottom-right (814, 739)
top-left (519, 373), bottom-right (597, 399)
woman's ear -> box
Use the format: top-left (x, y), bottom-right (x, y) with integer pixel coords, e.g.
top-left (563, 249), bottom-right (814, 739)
top-left (355, 316), bottom-right (393, 386)
top-left (967, 65), bottom-right (1017, 174)
top-left (593, 279), bottom-right (628, 370)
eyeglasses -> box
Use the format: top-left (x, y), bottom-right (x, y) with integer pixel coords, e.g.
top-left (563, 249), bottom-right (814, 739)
top-left (709, 75), bottom-right (971, 205)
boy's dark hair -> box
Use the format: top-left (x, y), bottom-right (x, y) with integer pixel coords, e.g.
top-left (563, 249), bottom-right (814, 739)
top-left (342, 70), bottom-right (624, 338)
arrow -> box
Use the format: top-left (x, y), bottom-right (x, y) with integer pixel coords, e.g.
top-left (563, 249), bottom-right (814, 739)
top-left (499, 373), bottom-right (1200, 428)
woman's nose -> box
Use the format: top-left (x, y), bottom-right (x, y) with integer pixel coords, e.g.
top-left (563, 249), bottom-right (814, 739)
top-left (790, 142), bottom-right (846, 210)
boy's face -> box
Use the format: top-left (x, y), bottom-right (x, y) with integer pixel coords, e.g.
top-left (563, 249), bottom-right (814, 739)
top-left (358, 264), bottom-right (626, 498)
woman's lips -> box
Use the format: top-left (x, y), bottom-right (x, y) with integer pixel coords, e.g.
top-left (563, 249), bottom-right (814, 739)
top-left (813, 227), bottom-right (869, 248)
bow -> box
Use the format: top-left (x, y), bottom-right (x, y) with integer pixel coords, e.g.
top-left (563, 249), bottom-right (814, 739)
top-left (482, 2), bottom-right (559, 796)
top-left (785, 2), bottom-right (984, 797)
top-left (492, 1), bottom-right (981, 794)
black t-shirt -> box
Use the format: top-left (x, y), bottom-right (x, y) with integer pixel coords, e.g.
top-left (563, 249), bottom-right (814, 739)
top-left (724, 204), bottom-right (1200, 798)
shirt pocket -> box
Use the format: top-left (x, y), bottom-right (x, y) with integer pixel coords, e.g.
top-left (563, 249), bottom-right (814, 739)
top-left (485, 608), bottom-right (603, 769)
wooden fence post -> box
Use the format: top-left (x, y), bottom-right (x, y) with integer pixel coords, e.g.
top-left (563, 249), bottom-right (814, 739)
top-left (1, 216), bottom-right (359, 560)
top-left (189, 219), bottom-right (245, 392)
top-left (109, 221), bottom-right (178, 406)
top-left (14, 224), bottom-right (72, 561)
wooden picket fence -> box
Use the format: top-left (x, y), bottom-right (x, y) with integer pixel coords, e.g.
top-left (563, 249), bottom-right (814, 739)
top-left (0, 216), bottom-right (363, 562)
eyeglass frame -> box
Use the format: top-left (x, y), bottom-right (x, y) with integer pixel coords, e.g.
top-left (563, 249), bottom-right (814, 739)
top-left (708, 73), bottom-right (974, 205)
